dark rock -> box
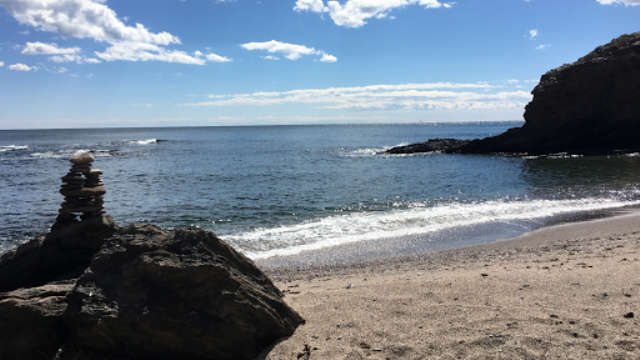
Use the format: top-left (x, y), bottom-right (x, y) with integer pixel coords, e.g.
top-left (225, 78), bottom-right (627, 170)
top-left (387, 32), bottom-right (640, 156)
top-left (0, 216), bottom-right (117, 293)
top-left (61, 224), bottom-right (303, 360)
top-left (384, 138), bottom-right (470, 154)
top-left (59, 186), bottom-right (107, 197)
top-left (0, 223), bottom-right (302, 360)
top-left (0, 281), bottom-right (74, 360)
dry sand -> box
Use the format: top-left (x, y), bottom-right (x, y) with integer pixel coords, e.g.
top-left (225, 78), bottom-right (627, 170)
top-left (259, 213), bottom-right (640, 360)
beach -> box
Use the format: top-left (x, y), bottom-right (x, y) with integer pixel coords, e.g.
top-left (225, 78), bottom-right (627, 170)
top-left (260, 213), bottom-right (640, 359)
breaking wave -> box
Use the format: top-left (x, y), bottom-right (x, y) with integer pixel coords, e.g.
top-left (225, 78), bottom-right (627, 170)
top-left (233, 197), bottom-right (640, 259)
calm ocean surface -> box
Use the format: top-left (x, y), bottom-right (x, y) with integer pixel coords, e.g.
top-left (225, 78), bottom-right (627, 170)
top-left (2, 122), bottom-right (640, 259)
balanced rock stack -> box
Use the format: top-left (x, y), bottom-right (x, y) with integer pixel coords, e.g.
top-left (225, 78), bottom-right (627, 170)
top-left (56, 151), bottom-right (106, 224)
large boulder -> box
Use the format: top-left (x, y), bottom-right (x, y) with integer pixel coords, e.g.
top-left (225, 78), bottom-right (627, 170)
top-left (388, 32), bottom-right (640, 156)
top-left (62, 223), bottom-right (303, 360)
top-left (0, 223), bottom-right (303, 360)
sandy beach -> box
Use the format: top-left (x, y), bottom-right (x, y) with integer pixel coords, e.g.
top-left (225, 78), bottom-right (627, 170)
top-left (259, 213), bottom-right (640, 359)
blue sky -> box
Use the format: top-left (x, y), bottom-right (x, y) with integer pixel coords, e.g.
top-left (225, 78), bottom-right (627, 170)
top-left (0, 0), bottom-right (638, 129)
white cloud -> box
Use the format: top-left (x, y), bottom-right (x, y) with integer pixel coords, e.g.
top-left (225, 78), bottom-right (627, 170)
top-left (0, 61), bottom-right (4, 67)
top-left (0, 0), bottom-right (179, 44)
top-left (9, 63), bottom-right (35, 71)
top-left (294, 0), bottom-right (326, 12)
top-left (22, 42), bottom-right (80, 55)
top-left (185, 82), bottom-right (531, 111)
top-left (206, 53), bottom-right (232, 63)
top-left (0, 0), bottom-right (228, 65)
top-left (261, 55), bottom-right (280, 60)
top-left (95, 41), bottom-right (205, 64)
top-left (83, 58), bottom-right (102, 64)
top-left (596, 0), bottom-right (640, 5)
top-left (320, 52), bottom-right (337, 62)
top-left (536, 44), bottom-right (549, 50)
top-left (21, 41), bottom-right (103, 64)
top-left (529, 29), bottom-right (538, 39)
top-left (241, 40), bottom-right (337, 62)
top-left (294, 0), bottom-right (454, 28)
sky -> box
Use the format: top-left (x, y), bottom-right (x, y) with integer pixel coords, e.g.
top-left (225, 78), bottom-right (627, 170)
top-left (0, 0), bottom-right (639, 129)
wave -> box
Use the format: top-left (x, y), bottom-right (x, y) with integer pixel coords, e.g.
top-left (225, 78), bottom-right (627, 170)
top-left (128, 139), bottom-right (157, 145)
top-left (230, 197), bottom-right (640, 259)
top-left (343, 143), bottom-right (408, 157)
top-left (30, 149), bottom-right (115, 159)
top-left (0, 145), bottom-right (29, 152)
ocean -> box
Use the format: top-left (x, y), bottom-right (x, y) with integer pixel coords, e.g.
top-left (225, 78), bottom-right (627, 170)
top-left (2, 122), bottom-right (640, 261)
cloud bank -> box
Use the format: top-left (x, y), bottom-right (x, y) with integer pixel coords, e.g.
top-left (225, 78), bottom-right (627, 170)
top-left (294, 0), bottom-right (454, 28)
top-left (0, 0), bottom-right (229, 64)
top-left (241, 40), bottom-right (337, 62)
top-left (186, 83), bottom-right (531, 111)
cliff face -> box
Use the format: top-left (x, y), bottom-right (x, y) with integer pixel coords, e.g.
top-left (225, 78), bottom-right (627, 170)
top-left (388, 32), bottom-right (640, 156)
top-left (462, 32), bottom-right (640, 155)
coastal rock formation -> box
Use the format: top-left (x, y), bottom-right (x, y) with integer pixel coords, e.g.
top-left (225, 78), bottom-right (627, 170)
top-left (388, 32), bottom-right (640, 156)
top-left (0, 155), bottom-right (302, 360)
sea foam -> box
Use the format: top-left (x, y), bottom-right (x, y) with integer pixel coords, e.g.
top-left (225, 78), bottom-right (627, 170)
top-left (236, 197), bottom-right (640, 259)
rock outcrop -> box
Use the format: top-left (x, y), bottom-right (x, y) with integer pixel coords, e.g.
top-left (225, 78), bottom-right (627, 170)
top-left (0, 224), bottom-right (304, 360)
top-left (0, 154), bottom-right (303, 360)
top-left (388, 32), bottom-right (640, 156)
top-left (385, 138), bottom-right (470, 154)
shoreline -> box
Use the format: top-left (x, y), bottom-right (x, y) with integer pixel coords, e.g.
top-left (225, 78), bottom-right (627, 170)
top-left (262, 212), bottom-right (640, 359)
top-left (255, 207), bottom-right (640, 277)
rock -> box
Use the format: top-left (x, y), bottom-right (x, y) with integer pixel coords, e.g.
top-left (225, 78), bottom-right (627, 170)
top-left (60, 186), bottom-right (107, 197)
top-left (70, 164), bottom-right (92, 173)
top-left (384, 138), bottom-right (469, 154)
top-left (59, 204), bottom-right (105, 214)
top-left (61, 224), bottom-right (304, 360)
top-left (1, 223), bottom-right (302, 360)
top-left (0, 216), bottom-right (117, 293)
top-left (387, 32), bottom-right (640, 156)
top-left (70, 151), bottom-right (94, 165)
top-left (0, 281), bottom-right (74, 360)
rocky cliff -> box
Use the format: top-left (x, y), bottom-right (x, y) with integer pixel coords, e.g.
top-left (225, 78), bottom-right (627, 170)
top-left (388, 32), bottom-right (640, 156)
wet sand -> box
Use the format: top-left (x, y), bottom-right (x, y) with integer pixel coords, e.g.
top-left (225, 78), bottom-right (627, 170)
top-left (259, 213), bottom-right (640, 359)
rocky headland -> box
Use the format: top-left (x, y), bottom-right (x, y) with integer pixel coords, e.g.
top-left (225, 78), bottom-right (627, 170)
top-left (387, 32), bottom-right (640, 156)
top-left (0, 152), bottom-right (303, 360)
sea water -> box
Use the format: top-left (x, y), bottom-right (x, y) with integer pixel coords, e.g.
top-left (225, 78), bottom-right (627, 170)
top-left (1, 122), bottom-right (639, 260)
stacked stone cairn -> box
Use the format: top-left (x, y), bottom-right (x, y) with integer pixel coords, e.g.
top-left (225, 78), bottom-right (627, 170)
top-left (55, 151), bottom-right (106, 225)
